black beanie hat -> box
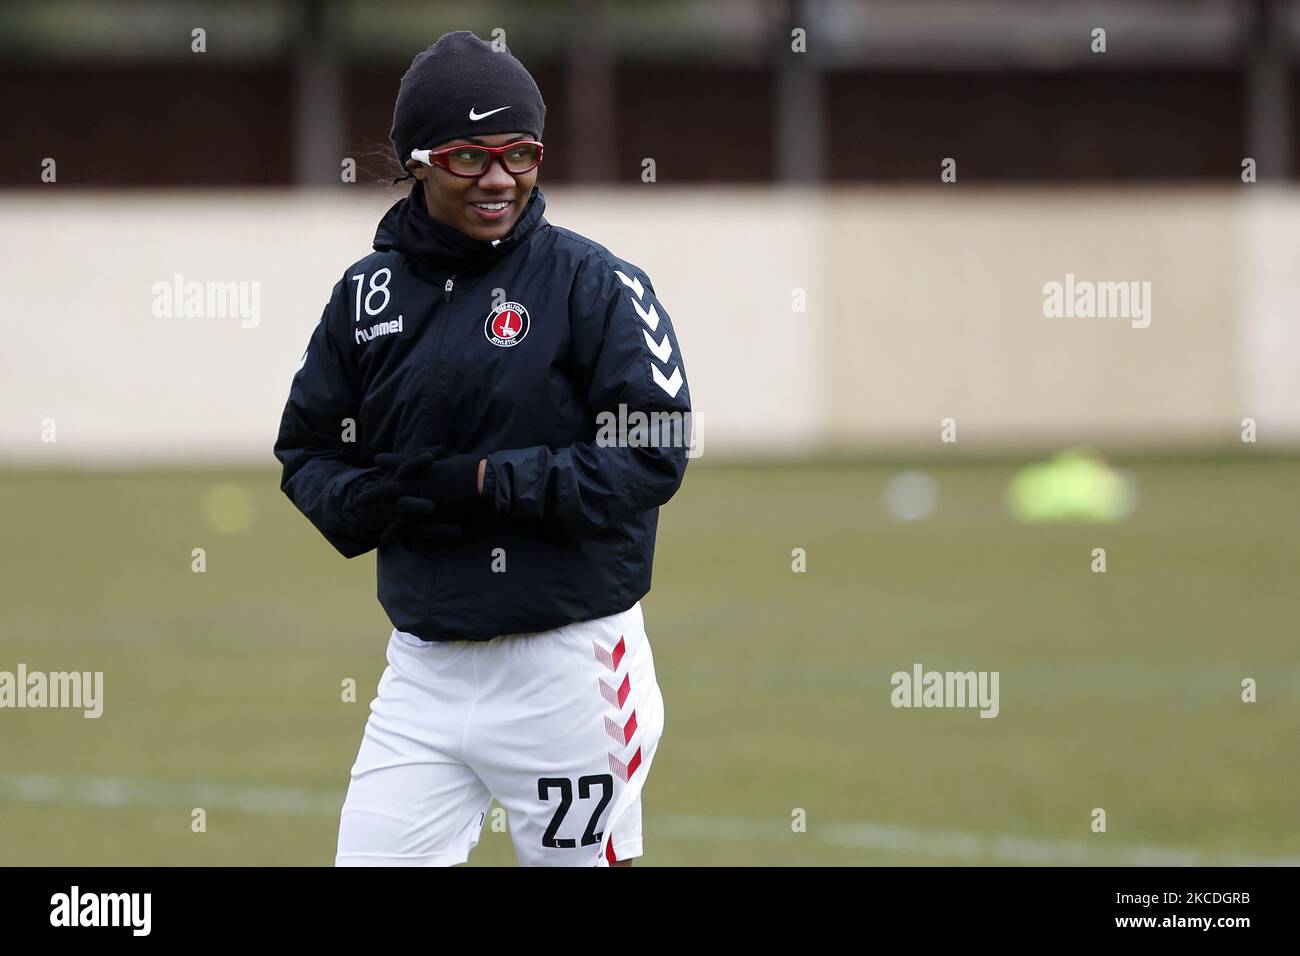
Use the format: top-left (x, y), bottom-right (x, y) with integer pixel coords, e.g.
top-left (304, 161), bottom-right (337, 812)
top-left (390, 31), bottom-right (546, 171)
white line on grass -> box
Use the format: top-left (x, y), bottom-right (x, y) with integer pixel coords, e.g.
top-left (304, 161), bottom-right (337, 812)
top-left (0, 773), bottom-right (341, 816)
top-left (2, 774), bottom-right (1295, 866)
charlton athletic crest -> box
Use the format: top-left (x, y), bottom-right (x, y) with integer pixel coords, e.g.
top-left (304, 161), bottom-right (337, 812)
top-left (485, 301), bottom-right (530, 348)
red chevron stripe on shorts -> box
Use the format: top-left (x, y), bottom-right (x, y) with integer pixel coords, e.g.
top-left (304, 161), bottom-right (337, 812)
top-left (592, 635), bottom-right (626, 672)
top-left (608, 746), bottom-right (642, 782)
top-left (603, 709), bottom-right (637, 745)
top-left (598, 673), bottom-right (631, 709)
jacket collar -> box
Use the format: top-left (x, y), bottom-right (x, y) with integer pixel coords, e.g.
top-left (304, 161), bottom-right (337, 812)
top-left (373, 183), bottom-right (547, 277)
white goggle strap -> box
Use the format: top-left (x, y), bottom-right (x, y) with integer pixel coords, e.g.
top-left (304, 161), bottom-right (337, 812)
top-left (410, 149), bottom-right (434, 166)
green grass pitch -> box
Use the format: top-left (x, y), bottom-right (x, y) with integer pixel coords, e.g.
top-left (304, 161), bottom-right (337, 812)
top-left (1, 456), bottom-right (1296, 865)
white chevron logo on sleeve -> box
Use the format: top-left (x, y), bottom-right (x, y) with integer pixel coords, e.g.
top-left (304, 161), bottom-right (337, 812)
top-left (643, 329), bottom-right (673, 362)
top-left (614, 268), bottom-right (660, 331)
top-left (614, 269), bottom-right (644, 300)
top-left (630, 298), bottom-right (660, 332)
top-left (652, 364), bottom-right (683, 398)
top-left (615, 267), bottom-right (678, 396)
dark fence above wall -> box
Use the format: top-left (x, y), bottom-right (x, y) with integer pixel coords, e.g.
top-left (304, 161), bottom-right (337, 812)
top-left (1, 64), bottom-right (1293, 186)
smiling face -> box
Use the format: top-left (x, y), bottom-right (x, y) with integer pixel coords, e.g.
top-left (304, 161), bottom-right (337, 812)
top-left (404, 131), bottom-right (539, 241)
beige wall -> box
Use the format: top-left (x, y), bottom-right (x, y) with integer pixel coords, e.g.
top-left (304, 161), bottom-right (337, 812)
top-left (0, 186), bottom-right (1294, 465)
top-left (823, 188), bottom-right (1245, 449)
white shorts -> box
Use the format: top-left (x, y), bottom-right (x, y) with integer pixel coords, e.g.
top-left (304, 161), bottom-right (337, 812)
top-left (335, 601), bottom-right (664, 867)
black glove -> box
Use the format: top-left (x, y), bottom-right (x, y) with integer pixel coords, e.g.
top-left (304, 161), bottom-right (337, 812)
top-left (355, 447), bottom-right (485, 520)
top-left (364, 453), bottom-right (467, 548)
top-left (338, 452), bottom-right (457, 548)
top-left (379, 496), bottom-right (465, 548)
top-left (344, 464), bottom-right (404, 534)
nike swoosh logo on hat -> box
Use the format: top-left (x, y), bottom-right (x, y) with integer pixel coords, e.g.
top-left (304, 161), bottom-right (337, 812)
top-left (469, 105), bottom-right (511, 121)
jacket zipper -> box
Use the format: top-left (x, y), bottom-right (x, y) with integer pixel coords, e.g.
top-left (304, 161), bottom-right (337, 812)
top-left (422, 272), bottom-right (456, 624)
top-left (426, 273), bottom-right (454, 442)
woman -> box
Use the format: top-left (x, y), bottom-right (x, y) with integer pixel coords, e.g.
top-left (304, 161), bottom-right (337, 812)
top-left (274, 31), bottom-right (691, 867)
